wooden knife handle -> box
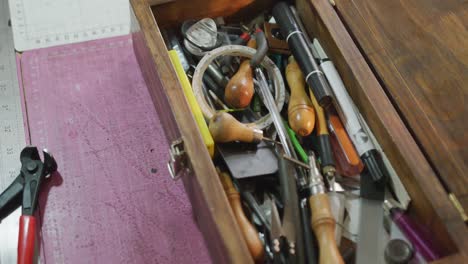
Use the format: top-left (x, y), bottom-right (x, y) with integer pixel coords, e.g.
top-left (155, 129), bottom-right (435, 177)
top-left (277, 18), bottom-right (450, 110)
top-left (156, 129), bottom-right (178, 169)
top-left (218, 171), bottom-right (265, 262)
top-left (309, 193), bottom-right (344, 264)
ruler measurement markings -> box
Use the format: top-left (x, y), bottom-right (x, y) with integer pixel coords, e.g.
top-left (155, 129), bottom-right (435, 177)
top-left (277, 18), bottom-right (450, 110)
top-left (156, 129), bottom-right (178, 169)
top-left (0, 0), bottom-right (27, 263)
top-left (9, 0), bottom-right (131, 50)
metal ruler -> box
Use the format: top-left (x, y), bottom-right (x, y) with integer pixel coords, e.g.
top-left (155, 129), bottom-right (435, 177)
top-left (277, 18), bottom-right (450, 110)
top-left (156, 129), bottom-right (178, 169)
top-left (0, 0), bottom-right (27, 263)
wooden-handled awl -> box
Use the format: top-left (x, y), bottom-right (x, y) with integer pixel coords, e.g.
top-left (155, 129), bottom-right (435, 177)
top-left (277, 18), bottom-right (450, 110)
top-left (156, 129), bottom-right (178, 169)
top-left (217, 169), bottom-right (264, 262)
top-left (309, 90), bottom-right (336, 182)
top-left (208, 112), bottom-right (277, 144)
top-left (208, 112), bottom-right (262, 143)
top-left (307, 153), bottom-right (344, 264)
top-left (286, 57), bottom-right (315, 136)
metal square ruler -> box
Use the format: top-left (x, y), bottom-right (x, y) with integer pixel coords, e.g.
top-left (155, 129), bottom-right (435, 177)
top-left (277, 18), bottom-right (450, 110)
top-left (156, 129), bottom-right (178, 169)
top-left (0, 0), bottom-right (27, 263)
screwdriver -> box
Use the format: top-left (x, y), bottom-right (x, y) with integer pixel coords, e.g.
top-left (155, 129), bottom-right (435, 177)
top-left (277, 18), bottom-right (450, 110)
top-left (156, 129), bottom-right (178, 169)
top-left (224, 38), bottom-right (257, 108)
top-left (312, 38), bottom-right (388, 189)
top-left (328, 110), bottom-right (364, 177)
top-left (286, 56), bottom-right (316, 137)
top-left (208, 112), bottom-right (277, 144)
top-left (309, 88), bottom-right (336, 184)
top-left (218, 169), bottom-right (265, 262)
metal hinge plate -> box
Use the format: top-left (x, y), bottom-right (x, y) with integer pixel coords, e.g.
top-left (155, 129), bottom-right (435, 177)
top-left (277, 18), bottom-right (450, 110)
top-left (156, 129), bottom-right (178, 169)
top-left (167, 138), bottom-right (190, 180)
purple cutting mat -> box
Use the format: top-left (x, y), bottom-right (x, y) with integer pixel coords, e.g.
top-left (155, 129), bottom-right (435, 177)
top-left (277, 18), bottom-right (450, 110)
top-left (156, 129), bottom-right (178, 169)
top-left (19, 35), bottom-right (211, 264)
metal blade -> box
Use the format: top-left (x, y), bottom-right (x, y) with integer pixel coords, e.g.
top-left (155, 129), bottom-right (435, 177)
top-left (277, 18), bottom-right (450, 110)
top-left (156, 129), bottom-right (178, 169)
top-left (270, 197), bottom-right (282, 239)
top-left (43, 149), bottom-right (58, 176)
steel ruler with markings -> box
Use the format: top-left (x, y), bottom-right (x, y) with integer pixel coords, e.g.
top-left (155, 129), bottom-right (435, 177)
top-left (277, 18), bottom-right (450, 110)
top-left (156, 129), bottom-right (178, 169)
top-left (0, 0), bottom-right (27, 263)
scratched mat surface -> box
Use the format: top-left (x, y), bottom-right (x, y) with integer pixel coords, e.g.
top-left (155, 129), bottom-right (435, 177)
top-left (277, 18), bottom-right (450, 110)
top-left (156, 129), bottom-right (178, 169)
top-left (19, 35), bottom-right (211, 264)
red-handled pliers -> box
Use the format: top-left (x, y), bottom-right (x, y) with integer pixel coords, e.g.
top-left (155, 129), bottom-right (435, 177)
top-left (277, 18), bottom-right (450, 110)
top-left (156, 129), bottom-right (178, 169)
top-left (0, 146), bottom-right (57, 264)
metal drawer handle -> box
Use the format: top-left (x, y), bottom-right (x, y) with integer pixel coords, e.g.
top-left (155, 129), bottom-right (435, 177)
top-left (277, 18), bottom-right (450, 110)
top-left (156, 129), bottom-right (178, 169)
top-left (167, 138), bottom-right (190, 180)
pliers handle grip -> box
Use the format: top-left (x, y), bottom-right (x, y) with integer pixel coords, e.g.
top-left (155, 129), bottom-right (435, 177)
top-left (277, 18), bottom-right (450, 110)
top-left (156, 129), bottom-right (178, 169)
top-left (18, 215), bottom-right (37, 264)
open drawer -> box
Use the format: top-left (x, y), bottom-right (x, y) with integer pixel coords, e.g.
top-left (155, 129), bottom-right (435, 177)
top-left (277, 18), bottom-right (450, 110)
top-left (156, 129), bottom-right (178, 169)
top-left (129, 0), bottom-right (468, 262)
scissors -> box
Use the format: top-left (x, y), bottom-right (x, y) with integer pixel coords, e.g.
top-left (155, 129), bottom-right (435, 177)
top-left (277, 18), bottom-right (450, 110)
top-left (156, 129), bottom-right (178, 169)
top-left (269, 196), bottom-right (297, 264)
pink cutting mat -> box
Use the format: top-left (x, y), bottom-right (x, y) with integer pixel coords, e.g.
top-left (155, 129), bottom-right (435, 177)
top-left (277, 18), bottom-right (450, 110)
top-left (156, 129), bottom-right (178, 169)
top-left (19, 35), bottom-right (211, 264)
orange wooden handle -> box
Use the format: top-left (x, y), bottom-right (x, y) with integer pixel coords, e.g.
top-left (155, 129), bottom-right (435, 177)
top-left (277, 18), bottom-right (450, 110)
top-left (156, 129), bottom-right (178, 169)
top-left (309, 88), bottom-right (328, 136)
top-left (329, 114), bottom-right (362, 168)
top-left (286, 57), bottom-right (315, 136)
top-left (208, 112), bottom-right (262, 143)
top-left (218, 171), bottom-right (265, 262)
top-left (225, 60), bottom-right (254, 108)
top-left (309, 193), bottom-right (344, 264)
top-left (247, 38), bottom-right (257, 49)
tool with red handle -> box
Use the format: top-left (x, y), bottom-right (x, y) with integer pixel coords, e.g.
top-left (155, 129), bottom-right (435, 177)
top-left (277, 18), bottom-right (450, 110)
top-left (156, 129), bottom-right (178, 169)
top-left (0, 146), bottom-right (57, 264)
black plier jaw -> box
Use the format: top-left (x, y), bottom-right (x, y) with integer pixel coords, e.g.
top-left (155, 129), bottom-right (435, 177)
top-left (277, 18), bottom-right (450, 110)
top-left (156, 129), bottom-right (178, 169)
top-left (0, 146), bottom-right (57, 220)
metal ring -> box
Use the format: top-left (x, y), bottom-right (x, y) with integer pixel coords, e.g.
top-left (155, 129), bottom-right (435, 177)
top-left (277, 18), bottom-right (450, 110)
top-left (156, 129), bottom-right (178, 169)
top-left (192, 45), bottom-right (285, 130)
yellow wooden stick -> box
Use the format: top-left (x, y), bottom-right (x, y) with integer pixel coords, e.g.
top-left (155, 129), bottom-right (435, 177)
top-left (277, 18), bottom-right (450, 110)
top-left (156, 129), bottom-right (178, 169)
top-left (169, 50), bottom-right (215, 158)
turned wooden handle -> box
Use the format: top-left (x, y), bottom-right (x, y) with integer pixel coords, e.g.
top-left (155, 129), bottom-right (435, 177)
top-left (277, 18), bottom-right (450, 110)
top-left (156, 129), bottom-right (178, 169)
top-left (286, 57), bottom-right (315, 136)
top-left (208, 112), bottom-right (263, 143)
top-left (225, 60), bottom-right (254, 108)
top-left (224, 38), bottom-right (257, 108)
top-left (309, 89), bottom-right (327, 136)
top-left (218, 171), bottom-right (265, 262)
top-left (309, 193), bottom-right (344, 264)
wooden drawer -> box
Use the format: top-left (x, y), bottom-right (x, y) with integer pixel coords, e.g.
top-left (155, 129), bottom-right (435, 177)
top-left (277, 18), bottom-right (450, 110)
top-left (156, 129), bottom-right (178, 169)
top-left (129, 0), bottom-right (467, 262)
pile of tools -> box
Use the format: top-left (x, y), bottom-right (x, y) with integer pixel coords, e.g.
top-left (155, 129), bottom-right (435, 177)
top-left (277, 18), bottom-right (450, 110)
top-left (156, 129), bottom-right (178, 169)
top-left (164, 2), bottom-right (444, 263)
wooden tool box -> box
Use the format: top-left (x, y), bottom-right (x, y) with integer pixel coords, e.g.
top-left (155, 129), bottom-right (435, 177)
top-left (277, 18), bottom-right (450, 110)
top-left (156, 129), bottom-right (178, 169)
top-left (129, 0), bottom-right (468, 262)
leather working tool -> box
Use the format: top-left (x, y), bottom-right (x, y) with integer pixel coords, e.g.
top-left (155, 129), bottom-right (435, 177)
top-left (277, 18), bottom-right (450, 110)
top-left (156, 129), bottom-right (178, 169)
top-left (306, 153), bottom-right (344, 264)
top-left (285, 123), bottom-right (308, 164)
top-left (208, 112), bottom-right (279, 144)
top-left (218, 169), bottom-right (264, 262)
top-left (285, 57), bottom-right (315, 137)
top-left (269, 196), bottom-right (296, 264)
top-left (253, 31), bottom-right (306, 263)
top-left (308, 79), bottom-right (336, 188)
top-left (0, 146), bottom-right (57, 264)
top-left (224, 36), bottom-right (258, 108)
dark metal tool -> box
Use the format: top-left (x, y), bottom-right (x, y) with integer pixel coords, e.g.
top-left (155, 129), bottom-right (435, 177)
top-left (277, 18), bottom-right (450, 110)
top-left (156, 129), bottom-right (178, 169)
top-left (0, 146), bottom-right (57, 264)
top-left (300, 198), bottom-right (318, 264)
